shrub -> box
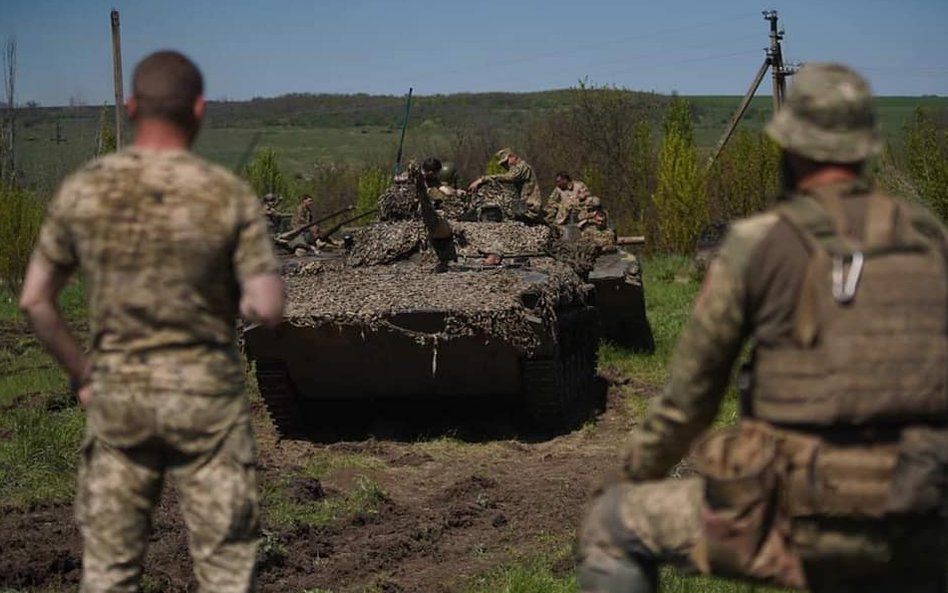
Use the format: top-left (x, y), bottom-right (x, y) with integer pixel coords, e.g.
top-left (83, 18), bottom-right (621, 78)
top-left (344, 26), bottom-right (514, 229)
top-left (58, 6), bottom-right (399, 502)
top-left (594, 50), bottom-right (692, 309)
top-left (0, 183), bottom-right (43, 298)
top-left (707, 130), bottom-right (780, 221)
top-left (244, 147), bottom-right (289, 199)
top-left (901, 107), bottom-right (948, 222)
top-left (356, 166), bottom-right (390, 222)
top-left (652, 99), bottom-right (708, 253)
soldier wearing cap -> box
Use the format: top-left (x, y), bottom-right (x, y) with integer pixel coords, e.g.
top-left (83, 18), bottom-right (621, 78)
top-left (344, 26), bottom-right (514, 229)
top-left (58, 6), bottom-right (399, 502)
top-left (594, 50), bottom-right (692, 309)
top-left (577, 196), bottom-right (617, 251)
top-left (577, 63), bottom-right (948, 593)
top-left (468, 148), bottom-right (543, 218)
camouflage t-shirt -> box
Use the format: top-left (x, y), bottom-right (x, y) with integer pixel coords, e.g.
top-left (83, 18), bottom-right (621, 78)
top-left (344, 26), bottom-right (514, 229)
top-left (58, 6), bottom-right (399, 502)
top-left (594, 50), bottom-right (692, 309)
top-left (486, 161), bottom-right (542, 211)
top-left (35, 148), bottom-right (279, 400)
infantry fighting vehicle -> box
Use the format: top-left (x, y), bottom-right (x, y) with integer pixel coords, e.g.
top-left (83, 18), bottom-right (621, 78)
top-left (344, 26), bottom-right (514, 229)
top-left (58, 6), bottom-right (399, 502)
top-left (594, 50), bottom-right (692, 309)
top-left (587, 241), bottom-right (654, 353)
top-left (242, 175), bottom-right (599, 437)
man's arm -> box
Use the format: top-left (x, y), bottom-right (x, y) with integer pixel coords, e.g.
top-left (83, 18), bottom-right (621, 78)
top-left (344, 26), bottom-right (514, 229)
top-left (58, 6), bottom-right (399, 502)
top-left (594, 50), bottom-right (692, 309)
top-left (19, 256), bottom-right (90, 402)
top-left (485, 162), bottom-right (529, 184)
top-left (622, 222), bottom-right (765, 480)
top-left (240, 272), bottom-right (284, 329)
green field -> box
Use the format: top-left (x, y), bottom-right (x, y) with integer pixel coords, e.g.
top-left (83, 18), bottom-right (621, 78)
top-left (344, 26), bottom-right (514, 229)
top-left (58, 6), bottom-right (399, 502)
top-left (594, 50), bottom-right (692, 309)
top-left (12, 92), bottom-right (946, 194)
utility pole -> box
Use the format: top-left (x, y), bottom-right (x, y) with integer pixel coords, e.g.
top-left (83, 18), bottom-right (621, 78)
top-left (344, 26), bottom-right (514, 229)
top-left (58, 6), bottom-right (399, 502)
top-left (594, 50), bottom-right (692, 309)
top-left (110, 9), bottom-right (124, 150)
top-left (707, 10), bottom-right (798, 167)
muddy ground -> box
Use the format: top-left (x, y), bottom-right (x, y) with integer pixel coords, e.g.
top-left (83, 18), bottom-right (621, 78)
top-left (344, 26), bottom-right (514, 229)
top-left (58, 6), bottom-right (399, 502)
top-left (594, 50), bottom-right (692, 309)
top-left (0, 321), bottom-right (656, 593)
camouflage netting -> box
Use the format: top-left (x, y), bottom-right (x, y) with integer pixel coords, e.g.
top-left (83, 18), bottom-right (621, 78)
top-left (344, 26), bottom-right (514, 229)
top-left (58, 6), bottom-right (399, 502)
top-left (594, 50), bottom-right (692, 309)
top-left (451, 222), bottom-right (554, 258)
top-left (377, 182), bottom-right (422, 221)
top-left (282, 260), bottom-right (586, 356)
top-left (346, 220), bottom-right (429, 267)
top-left (377, 180), bottom-right (521, 222)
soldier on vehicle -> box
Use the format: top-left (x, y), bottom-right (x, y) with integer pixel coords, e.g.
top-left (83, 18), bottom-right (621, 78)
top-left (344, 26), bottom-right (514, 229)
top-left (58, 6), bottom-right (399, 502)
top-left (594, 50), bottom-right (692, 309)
top-left (577, 197), bottom-right (618, 251)
top-left (468, 148), bottom-right (543, 219)
top-left (289, 193), bottom-right (318, 256)
top-left (577, 62), bottom-right (948, 593)
top-left (19, 50), bottom-right (283, 593)
top-left (547, 171), bottom-right (591, 225)
top-left (420, 157), bottom-right (466, 205)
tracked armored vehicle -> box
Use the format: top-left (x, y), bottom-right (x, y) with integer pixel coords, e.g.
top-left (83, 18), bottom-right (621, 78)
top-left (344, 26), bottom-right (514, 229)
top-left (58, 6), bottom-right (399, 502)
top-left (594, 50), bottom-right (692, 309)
top-left (242, 177), bottom-right (599, 437)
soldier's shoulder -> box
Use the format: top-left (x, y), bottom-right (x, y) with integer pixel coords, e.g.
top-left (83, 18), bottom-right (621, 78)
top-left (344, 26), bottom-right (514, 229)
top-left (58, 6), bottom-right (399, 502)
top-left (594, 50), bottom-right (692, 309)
top-left (726, 211), bottom-right (782, 247)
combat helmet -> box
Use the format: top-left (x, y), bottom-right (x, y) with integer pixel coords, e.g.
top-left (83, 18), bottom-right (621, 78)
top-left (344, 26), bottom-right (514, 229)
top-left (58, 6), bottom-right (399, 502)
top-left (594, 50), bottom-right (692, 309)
top-left (765, 62), bottom-right (882, 163)
top-left (439, 161), bottom-right (459, 187)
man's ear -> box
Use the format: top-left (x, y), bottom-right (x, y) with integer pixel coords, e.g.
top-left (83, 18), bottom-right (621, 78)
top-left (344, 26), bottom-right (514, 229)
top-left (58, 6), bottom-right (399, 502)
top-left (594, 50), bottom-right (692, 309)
top-left (193, 95), bottom-right (206, 123)
top-left (125, 96), bottom-right (137, 121)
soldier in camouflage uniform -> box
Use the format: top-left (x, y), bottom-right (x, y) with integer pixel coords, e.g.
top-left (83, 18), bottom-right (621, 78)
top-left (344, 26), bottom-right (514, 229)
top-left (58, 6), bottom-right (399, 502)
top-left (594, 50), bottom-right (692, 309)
top-left (468, 148), bottom-right (543, 219)
top-left (578, 196), bottom-right (617, 251)
top-left (547, 171), bottom-right (591, 225)
top-left (19, 51), bottom-right (284, 593)
top-left (577, 63), bottom-right (948, 593)
top-left (288, 194), bottom-right (318, 255)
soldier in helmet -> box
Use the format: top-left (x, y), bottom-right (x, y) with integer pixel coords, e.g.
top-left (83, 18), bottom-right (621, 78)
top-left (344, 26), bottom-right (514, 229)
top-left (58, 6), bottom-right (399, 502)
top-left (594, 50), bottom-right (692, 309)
top-left (468, 148), bottom-right (543, 219)
top-left (577, 63), bottom-right (948, 593)
top-left (420, 157), bottom-right (466, 205)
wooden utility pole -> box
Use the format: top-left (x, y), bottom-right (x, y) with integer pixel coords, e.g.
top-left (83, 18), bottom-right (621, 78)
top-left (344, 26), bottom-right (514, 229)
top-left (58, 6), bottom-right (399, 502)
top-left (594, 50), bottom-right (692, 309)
top-left (707, 10), bottom-right (797, 167)
top-left (110, 10), bottom-right (124, 150)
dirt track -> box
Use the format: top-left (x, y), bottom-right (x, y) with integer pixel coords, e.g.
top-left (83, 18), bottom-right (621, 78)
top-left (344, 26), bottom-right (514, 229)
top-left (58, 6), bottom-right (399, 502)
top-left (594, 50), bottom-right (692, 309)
top-left (0, 348), bottom-right (654, 592)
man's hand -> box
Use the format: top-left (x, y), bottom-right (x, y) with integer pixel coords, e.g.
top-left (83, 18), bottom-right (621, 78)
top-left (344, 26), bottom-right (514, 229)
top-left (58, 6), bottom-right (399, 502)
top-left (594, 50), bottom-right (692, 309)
top-left (77, 383), bottom-right (93, 407)
top-left (468, 177), bottom-right (484, 191)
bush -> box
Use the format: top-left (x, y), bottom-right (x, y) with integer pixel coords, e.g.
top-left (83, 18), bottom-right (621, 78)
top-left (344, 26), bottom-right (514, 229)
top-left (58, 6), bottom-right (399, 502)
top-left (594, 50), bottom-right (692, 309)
top-left (652, 99), bottom-right (708, 253)
top-left (901, 107), bottom-right (948, 222)
top-left (0, 183), bottom-right (43, 298)
top-left (707, 130), bottom-right (780, 221)
top-left (244, 147), bottom-right (289, 199)
top-left (356, 166), bottom-right (390, 221)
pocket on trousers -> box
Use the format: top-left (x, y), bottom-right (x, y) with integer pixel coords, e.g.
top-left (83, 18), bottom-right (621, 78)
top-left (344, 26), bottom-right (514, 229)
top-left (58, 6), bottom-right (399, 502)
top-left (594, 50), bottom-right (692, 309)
top-left (693, 423), bottom-right (779, 577)
top-left (888, 427), bottom-right (948, 516)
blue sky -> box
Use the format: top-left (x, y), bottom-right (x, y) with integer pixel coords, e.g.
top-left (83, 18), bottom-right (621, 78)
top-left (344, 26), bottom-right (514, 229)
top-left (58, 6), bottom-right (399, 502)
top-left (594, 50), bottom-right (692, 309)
top-left (5, 0), bottom-right (947, 106)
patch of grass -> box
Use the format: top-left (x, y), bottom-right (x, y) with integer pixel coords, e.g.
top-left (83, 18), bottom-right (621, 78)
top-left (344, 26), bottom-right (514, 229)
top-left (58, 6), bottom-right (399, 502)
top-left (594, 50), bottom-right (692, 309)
top-left (0, 406), bottom-right (85, 506)
top-left (0, 281), bottom-right (86, 322)
top-left (262, 473), bottom-right (388, 531)
top-left (299, 452), bottom-right (385, 480)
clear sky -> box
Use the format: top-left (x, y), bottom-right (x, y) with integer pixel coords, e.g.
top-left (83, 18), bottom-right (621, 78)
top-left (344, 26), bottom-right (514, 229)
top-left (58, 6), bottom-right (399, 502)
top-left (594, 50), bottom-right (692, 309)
top-left (5, 0), bottom-right (947, 106)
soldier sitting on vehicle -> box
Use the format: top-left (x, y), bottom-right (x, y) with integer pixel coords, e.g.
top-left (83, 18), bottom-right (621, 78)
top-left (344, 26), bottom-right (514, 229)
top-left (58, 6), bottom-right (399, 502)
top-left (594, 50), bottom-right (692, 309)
top-left (468, 148), bottom-right (544, 220)
top-left (578, 197), bottom-right (618, 251)
top-left (288, 194), bottom-right (318, 256)
top-left (547, 171), bottom-right (591, 225)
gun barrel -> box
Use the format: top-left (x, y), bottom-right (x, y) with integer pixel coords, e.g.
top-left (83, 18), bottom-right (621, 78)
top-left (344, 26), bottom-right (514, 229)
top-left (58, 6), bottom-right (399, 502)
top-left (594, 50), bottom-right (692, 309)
top-left (615, 235), bottom-right (646, 246)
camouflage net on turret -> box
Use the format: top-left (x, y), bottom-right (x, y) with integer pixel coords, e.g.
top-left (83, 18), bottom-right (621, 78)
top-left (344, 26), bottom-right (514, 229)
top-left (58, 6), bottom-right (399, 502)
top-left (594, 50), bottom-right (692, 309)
top-left (281, 259), bottom-right (586, 356)
top-left (346, 220), bottom-right (429, 266)
top-left (377, 180), bottom-right (522, 222)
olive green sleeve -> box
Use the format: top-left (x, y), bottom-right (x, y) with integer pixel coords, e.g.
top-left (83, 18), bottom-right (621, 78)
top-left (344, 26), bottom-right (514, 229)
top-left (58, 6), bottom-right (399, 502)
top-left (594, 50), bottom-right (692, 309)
top-left (623, 213), bottom-right (779, 480)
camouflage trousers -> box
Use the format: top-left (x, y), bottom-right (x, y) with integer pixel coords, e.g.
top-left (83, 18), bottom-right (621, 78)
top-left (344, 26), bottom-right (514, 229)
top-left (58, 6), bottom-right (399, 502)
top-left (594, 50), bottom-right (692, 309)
top-left (75, 416), bottom-right (260, 593)
top-left (577, 478), bottom-right (948, 593)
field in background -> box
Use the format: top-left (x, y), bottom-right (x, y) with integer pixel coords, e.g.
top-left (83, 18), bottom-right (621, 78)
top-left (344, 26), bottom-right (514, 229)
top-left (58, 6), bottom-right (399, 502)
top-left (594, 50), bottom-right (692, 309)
top-left (12, 93), bottom-right (947, 193)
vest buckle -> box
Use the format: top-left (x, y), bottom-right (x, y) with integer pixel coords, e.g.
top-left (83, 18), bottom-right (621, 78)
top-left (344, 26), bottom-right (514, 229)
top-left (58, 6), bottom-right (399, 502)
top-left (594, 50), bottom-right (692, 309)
top-left (832, 252), bottom-right (864, 304)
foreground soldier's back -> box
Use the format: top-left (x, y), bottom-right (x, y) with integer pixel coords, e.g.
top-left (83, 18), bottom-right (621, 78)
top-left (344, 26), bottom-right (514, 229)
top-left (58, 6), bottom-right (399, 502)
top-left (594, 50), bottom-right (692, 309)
top-left (20, 50), bottom-right (283, 593)
top-left (577, 62), bottom-right (948, 593)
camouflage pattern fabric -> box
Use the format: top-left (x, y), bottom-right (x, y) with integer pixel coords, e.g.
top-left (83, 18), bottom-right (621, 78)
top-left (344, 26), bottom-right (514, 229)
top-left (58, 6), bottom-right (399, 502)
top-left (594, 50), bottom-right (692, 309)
top-left (765, 62), bottom-right (882, 163)
top-left (34, 147), bottom-right (278, 592)
top-left (548, 180), bottom-right (590, 225)
top-left (484, 160), bottom-right (542, 214)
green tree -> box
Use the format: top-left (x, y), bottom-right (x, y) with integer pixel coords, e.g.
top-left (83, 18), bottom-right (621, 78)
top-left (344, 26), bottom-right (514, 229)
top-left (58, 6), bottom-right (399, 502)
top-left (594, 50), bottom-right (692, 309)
top-left (707, 130), bottom-right (780, 221)
top-left (0, 183), bottom-right (42, 298)
top-left (652, 98), bottom-right (707, 253)
top-left (244, 147), bottom-right (289, 199)
top-left (96, 104), bottom-right (116, 155)
top-left (356, 166), bottom-right (389, 223)
top-left (902, 107), bottom-right (948, 222)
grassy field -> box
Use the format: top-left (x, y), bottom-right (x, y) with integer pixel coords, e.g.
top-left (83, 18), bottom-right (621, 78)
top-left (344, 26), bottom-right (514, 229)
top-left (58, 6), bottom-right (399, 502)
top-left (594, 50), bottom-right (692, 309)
top-left (13, 93), bottom-right (946, 194)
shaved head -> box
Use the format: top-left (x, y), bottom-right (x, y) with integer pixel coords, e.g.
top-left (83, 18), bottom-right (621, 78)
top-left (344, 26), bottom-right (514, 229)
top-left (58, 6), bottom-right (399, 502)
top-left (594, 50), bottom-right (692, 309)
top-left (132, 50), bottom-right (203, 128)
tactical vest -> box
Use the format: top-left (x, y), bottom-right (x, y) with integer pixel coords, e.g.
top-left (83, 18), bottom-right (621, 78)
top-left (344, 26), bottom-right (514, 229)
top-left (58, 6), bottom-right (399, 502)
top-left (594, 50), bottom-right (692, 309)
top-left (751, 187), bottom-right (948, 426)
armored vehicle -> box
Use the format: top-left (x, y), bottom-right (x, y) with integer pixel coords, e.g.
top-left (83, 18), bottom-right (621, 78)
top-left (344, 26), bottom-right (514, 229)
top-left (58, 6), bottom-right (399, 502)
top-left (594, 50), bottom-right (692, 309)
top-left (242, 176), bottom-right (599, 436)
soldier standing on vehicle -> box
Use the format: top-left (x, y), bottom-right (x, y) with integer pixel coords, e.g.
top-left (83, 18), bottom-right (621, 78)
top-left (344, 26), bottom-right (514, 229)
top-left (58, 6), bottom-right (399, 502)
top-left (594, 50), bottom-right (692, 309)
top-left (289, 193), bottom-right (318, 255)
top-left (547, 171), bottom-right (591, 225)
top-left (19, 50), bottom-right (284, 593)
top-left (468, 148), bottom-right (543, 219)
top-left (577, 62), bottom-right (948, 593)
